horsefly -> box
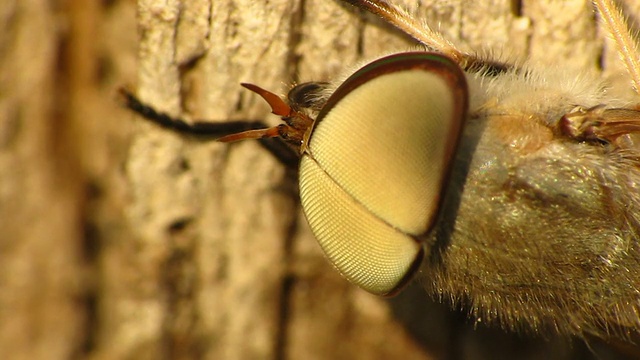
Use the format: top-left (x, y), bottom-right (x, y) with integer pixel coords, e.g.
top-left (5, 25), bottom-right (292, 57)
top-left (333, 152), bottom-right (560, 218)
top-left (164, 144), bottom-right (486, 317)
top-left (121, 0), bottom-right (640, 344)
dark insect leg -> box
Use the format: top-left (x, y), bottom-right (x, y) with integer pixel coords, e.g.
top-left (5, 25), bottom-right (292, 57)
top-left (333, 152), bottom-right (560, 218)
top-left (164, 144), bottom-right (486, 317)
top-left (118, 88), bottom-right (300, 169)
top-left (119, 88), bottom-right (269, 138)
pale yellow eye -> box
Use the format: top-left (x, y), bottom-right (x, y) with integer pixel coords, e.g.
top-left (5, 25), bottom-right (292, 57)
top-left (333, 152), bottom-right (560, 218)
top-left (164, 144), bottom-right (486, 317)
top-left (299, 53), bottom-right (467, 296)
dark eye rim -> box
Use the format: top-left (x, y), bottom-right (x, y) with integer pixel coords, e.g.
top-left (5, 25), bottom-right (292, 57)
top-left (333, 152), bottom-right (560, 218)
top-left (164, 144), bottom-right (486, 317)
top-left (314, 52), bottom-right (469, 128)
top-left (382, 246), bottom-right (426, 297)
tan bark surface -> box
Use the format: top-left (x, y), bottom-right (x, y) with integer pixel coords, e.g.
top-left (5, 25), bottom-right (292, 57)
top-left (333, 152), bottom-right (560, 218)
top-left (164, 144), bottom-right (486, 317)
top-left (1, 0), bottom-right (639, 359)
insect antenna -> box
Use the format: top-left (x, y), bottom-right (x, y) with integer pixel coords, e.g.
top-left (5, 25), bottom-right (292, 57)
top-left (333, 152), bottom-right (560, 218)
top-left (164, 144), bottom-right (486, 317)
top-left (594, 0), bottom-right (640, 95)
top-left (342, 0), bottom-right (511, 74)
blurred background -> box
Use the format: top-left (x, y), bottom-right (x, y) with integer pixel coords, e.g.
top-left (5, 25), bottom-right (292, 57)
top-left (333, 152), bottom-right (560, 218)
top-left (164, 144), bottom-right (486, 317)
top-left (1, 0), bottom-right (638, 359)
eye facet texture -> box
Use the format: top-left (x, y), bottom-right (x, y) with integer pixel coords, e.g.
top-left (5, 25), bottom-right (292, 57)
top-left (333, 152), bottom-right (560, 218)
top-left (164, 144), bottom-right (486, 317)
top-left (299, 53), bottom-right (467, 295)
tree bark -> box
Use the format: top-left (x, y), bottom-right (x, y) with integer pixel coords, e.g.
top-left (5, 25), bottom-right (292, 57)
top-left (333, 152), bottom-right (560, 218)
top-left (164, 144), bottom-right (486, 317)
top-left (1, 0), bottom-right (639, 359)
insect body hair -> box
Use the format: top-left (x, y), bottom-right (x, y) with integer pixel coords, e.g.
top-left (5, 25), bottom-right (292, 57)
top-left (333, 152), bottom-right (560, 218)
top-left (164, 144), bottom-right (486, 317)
top-left (423, 62), bottom-right (640, 338)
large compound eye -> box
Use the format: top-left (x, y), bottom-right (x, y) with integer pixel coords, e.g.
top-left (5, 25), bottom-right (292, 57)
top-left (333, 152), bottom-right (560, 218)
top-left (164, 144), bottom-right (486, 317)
top-left (299, 52), bottom-right (468, 296)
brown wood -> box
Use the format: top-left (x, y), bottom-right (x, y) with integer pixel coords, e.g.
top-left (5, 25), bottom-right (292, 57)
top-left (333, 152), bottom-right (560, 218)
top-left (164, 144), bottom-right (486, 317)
top-left (1, 0), bottom-right (639, 359)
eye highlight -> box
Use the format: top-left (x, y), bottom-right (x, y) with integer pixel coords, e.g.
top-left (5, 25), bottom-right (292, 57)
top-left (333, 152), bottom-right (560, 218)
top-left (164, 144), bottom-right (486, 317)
top-left (299, 52), bottom-right (468, 295)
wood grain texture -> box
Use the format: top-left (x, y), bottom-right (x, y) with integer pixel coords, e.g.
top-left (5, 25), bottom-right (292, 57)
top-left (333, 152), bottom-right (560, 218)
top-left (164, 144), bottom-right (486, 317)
top-left (1, 0), bottom-right (640, 359)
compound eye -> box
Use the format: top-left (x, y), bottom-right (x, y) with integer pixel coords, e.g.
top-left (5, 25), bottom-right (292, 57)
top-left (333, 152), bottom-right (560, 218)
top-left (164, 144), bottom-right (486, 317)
top-left (299, 53), bottom-right (468, 295)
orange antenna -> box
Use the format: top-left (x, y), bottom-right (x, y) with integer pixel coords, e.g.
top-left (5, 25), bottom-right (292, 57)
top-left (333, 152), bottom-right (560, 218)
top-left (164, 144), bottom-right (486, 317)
top-left (241, 83), bottom-right (293, 117)
top-left (216, 125), bottom-right (283, 143)
top-left (214, 83), bottom-right (294, 143)
top-left (216, 83), bottom-right (312, 146)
